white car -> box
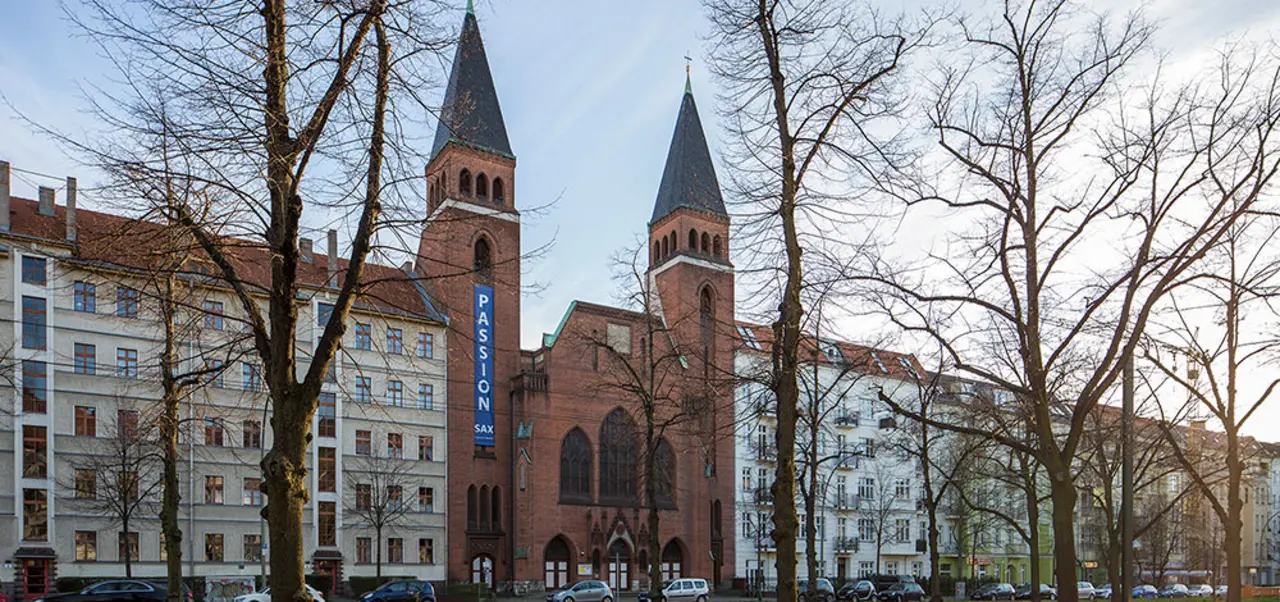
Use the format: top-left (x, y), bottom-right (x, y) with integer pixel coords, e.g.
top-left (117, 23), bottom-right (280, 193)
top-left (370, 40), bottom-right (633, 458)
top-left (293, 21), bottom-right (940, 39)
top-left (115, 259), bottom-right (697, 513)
top-left (235, 586), bottom-right (327, 602)
top-left (1186, 585), bottom-right (1213, 598)
top-left (1077, 583), bottom-right (1096, 600)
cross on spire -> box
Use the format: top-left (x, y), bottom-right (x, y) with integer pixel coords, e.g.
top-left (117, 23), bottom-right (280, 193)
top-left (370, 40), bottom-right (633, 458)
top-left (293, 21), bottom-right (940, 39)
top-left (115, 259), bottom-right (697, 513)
top-left (684, 53), bottom-right (693, 93)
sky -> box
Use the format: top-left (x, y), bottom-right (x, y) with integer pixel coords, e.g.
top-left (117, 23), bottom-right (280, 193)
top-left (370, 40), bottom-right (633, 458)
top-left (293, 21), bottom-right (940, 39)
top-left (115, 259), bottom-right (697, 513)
top-left (4, 0), bottom-right (1280, 438)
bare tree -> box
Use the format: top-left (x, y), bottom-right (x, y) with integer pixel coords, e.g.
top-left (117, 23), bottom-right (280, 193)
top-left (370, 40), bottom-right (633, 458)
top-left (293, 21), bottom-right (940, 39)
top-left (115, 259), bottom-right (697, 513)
top-left (863, 4), bottom-right (1280, 600)
top-left (48, 1), bottom-right (456, 599)
top-left (859, 460), bottom-right (911, 576)
top-left (346, 454), bottom-right (415, 578)
top-left (64, 401), bottom-right (162, 578)
top-left (703, 2), bottom-right (923, 599)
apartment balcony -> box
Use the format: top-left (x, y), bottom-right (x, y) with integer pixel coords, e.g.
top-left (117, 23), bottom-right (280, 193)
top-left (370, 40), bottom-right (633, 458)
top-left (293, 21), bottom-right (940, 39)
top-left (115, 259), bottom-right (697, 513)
top-left (754, 443), bottom-right (778, 462)
top-left (832, 493), bottom-right (858, 511)
top-left (834, 413), bottom-right (859, 427)
top-left (835, 537), bottom-right (860, 553)
top-left (916, 539), bottom-right (928, 553)
top-left (754, 487), bottom-right (775, 505)
top-left (756, 401), bottom-right (777, 417)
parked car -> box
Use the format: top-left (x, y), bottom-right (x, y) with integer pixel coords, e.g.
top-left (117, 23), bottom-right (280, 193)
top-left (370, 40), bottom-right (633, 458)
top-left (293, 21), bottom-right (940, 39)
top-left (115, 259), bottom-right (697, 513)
top-left (1158, 584), bottom-right (1189, 598)
top-left (1132, 585), bottom-right (1159, 599)
top-left (1014, 584), bottom-right (1057, 600)
top-left (547, 581), bottom-right (613, 602)
top-left (971, 583), bottom-right (1016, 601)
top-left (798, 578), bottom-right (837, 602)
top-left (236, 586), bottom-right (326, 602)
top-left (877, 583), bottom-right (925, 602)
top-left (1077, 583), bottom-right (1096, 600)
top-left (360, 580), bottom-right (436, 602)
top-left (1094, 585), bottom-right (1112, 599)
top-left (1213, 586), bottom-right (1229, 598)
top-left (839, 581), bottom-right (876, 602)
top-left (659, 579), bottom-right (709, 602)
top-left (33, 580), bottom-right (172, 602)
top-left (873, 576), bottom-right (917, 591)
top-left (1186, 585), bottom-right (1213, 598)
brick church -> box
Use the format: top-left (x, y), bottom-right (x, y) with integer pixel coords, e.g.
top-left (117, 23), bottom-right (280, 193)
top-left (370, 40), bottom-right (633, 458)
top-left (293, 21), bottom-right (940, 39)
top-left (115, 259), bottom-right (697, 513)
top-left (416, 4), bottom-right (737, 592)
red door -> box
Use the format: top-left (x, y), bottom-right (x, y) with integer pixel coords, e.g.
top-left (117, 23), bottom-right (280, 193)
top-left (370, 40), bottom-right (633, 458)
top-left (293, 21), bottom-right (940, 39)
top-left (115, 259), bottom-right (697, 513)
top-left (23, 559), bottom-right (51, 598)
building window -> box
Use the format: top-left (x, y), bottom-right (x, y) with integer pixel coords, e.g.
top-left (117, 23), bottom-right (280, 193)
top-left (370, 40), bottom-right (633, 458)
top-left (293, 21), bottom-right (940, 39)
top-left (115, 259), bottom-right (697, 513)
top-left (76, 469), bottom-right (97, 499)
top-left (22, 296), bottom-right (47, 349)
top-left (76, 531), bottom-right (98, 561)
top-left (22, 256), bottom-right (47, 285)
top-left (476, 173), bottom-right (489, 199)
top-left (23, 425), bottom-right (48, 478)
top-left (243, 363), bottom-right (263, 392)
top-left (208, 359), bottom-right (225, 388)
top-left (356, 484), bottom-right (372, 510)
top-left (319, 501), bottom-right (336, 546)
top-left (118, 410), bottom-right (140, 440)
top-left (459, 169), bottom-right (473, 196)
top-left (119, 531), bottom-right (140, 562)
top-left (117, 348), bottom-right (139, 378)
top-left (419, 487), bottom-right (434, 512)
top-left (74, 343), bottom-right (97, 375)
top-left (560, 427), bottom-right (592, 502)
top-left (22, 360), bottom-right (47, 413)
top-left (493, 178), bottom-right (505, 203)
top-left (205, 475), bottom-right (224, 504)
top-left (417, 332), bottom-right (434, 358)
top-left (388, 538), bottom-right (404, 564)
top-left (356, 430), bottom-right (372, 456)
top-left (388, 433), bottom-right (403, 459)
top-left (244, 534), bottom-right (263, 562)
top-left (858, 518), bottom-right (874, 541)
top-left (357, 537), bottom-right (372, 564)
top-left (74, 281), bottom-right (97, 312)
top-left (118, 471), bottom-right (139, 501)
top-left (318, 393), bottom-right (337, 437)
top-left (355, 376), bottom-right (372, 403)
top-left (204, 301), bottom-right (225, 330)
top-left (205, 534), bottom-right (224, 562)
top-left (599, 408), bottom-right (638, 503)
top-left (76, 406), bottom-right (97, 436)
top-left (419, 538), bottom-right (435, 564)
top-left (243, 420), bottom-right (262, 448)
top-left (858, 477), bottom-right (875, 499)
top-left (418, 383), bottom-right (435, 410)
top-left (355, 323), bottom-right (372, 350)
top-left (317, 303), bottom-right (333, 326)
top-left (387, 380), bottom-right (404, 406)
top-left (388, 485), bottom-right (404, 512)
top-left (895, 478), bottom-right (911, 498)
top-left (243, 478), bottom-right (262, 506)
top-left (117, 286), bottom-right (139, 318)
top-left (318, 447), bottom-right (336, 492)
top-left (24, 489), bottom-right (48, 541)
top-left (387, 328), bottom-right (403, 354)
top-left (419, 435), bottom-right (435, 461)
top-left (204, 418), bottom-right (224, 446)
top-left (474, 236), bottom-right (492, 279)
top-left (895, 518), bottom-right (911, 542)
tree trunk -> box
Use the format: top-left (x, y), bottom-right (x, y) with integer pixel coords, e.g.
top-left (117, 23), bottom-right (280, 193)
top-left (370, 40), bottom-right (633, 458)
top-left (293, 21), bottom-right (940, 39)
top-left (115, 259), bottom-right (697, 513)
top-left (161, 389), bottom-right (185, 602)
top-left (124, 510), bottom-right (133, 578)
top-left (1027, 467), bottom-right (1041, 602)
top-left (376, 524), bottom-right (384, 579)
top-left (1049, 473), bottom-right (1079, 602)
top-left (1224, 434), bottom-right (1243, 602)
top-left (926, 498), bottom-right (941, 602)
top-left (805, 456), bottom-right (819, 600)
top-left (265, 389), bottom-right (312, 602)
top-left (646, 414), bottom-right (662, 598)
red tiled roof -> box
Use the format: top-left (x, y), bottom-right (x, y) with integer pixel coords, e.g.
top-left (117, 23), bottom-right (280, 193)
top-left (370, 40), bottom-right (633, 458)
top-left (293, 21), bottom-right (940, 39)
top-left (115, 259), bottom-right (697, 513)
top-left (733, 320), bottom-right (924, 381)
top-left (6, 197), bottom-right (442, 321)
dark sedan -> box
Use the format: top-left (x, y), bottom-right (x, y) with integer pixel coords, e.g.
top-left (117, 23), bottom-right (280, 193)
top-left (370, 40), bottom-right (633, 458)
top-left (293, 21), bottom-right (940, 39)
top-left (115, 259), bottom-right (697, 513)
top-left (877, 584), bottom-right (924, 602)
top-left (359, 581), bottom-right (436, 602)
top-left (1015, 585), bottom-right (1058, 601)
top-left (971, 584), bottom-right (1016, 601)
top-left (34, 580), bottom-right (171, 602)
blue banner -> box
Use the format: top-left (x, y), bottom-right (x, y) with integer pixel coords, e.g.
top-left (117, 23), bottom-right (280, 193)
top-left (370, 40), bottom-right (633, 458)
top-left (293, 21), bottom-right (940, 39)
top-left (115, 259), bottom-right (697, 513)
top-left (473, 284), bottom-right (496, 446)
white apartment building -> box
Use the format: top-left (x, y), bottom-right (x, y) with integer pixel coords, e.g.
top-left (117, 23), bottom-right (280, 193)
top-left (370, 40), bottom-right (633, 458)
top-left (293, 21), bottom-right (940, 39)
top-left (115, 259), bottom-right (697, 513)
top-left (732, 322), bottom-right (930, 588)
top-left (0, 164), bottom-right (449, 599)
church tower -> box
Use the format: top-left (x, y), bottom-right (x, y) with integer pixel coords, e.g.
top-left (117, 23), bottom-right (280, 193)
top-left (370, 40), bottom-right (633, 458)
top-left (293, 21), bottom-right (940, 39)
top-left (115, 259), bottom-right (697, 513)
top-left (646, 73), bottom-right (736, 586)
top-left (416, 0), bottom-right (519, 585)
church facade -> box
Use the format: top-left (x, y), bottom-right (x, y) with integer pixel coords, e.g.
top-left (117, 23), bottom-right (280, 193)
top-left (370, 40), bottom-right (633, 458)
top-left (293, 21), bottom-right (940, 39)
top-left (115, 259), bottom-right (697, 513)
top-left (419, 4), bottom-right (737, 591)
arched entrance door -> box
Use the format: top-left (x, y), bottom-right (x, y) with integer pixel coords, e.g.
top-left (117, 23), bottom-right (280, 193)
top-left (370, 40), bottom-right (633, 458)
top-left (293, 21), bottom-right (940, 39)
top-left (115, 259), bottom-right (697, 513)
top-left (545, 537), bottom-right (572, 590)
top-left (471, 555), bottom-right (494, 587)
top-left (661, 540), bottom-right (684, 582)
top-left (607, 539), bottom-right (631, 591)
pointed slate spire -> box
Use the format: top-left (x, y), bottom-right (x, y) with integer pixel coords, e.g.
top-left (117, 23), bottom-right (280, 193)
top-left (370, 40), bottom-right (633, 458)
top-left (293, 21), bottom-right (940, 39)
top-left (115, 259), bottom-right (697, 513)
top-left (650, 77), bottom-right (726, 224)
top-left (431, 5), bottom-right (513, 160)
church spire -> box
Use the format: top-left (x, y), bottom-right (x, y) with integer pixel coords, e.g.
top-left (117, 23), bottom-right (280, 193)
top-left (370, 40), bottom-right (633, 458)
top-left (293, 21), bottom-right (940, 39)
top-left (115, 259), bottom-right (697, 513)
top-left (431, 5), bottom-right (513, 160)
top-left (650, 74), bottom-right (726, 225)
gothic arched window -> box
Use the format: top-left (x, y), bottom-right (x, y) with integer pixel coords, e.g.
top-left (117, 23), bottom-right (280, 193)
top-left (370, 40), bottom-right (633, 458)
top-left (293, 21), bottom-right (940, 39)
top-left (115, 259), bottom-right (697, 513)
top-left (476, 173), bottom-right (489, 199)
top-left (661, 236), bottom-right (669, 258)
top-left (560, 428), bottom-right (592, 502)
top-left (467, 485), bottom-right (477, 528)
top-left (654, 438), bottom-right (676, 508)
top-left (701, 232), bottom-right (711, 253)
top-left (493, 178), bottom-right (505, 204)
top-left (474, 236), bottom-right (493, 280)
top-left (460, 169), bottom-right (473, 196)
top-left (713, 235), bottom-right (722, 257)
top-left (491, 486), bottom-right (501, 528)
top-left (599, 408), bottom-right (638, 504)
top-left (688, 229), bottom-right (698, 250)
top-left (479, 485), bottom-right (491, 530)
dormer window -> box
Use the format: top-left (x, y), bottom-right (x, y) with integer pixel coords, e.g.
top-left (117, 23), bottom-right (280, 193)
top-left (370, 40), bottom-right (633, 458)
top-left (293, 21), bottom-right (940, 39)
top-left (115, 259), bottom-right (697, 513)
top-left (459, 169), bottom-right (473, 197)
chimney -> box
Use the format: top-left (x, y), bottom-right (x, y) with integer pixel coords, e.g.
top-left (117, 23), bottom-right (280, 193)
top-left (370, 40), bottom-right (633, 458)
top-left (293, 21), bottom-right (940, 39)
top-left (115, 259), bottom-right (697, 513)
top-left (38, 186), bottom-right (56, 216)
top-left (66, 176), bottom-right (78, 242)
top-left (327, 229), bottom-right (339, 282)
top-left (1190, 418), bottom-right (1207, 431)
top-left (0, 161), bottom-right (10, 231)
top-left (299, 237), bottom-right (314, 263)
top-left (400, 260), bottom-right (413, 273)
